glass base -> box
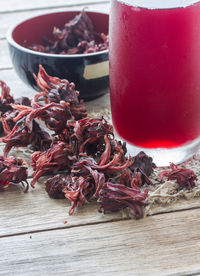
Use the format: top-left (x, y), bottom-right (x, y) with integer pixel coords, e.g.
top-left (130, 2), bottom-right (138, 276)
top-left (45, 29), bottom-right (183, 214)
top-left (116, 134), bottom-right (200, 167)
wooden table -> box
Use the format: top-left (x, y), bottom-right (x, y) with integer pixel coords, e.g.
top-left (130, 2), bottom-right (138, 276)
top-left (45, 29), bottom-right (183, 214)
top-left (1, 1), bottom-right (200, 275)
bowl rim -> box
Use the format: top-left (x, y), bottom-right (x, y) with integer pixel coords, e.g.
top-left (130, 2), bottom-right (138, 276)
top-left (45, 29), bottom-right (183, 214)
top-left (6, 9), bottom-right (109, 58)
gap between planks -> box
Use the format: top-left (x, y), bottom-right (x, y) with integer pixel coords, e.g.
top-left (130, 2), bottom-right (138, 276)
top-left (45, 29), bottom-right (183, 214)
top-left (1, 209), bottom-right (200, 275)
top-left (0, 67), bottom-right (12, 71)
top-left (170, 272), bottom-right (200, 276)
top-left (1, 204), bottom-right (200, 240)
top-left (0, 217), bottom-right (131, 239)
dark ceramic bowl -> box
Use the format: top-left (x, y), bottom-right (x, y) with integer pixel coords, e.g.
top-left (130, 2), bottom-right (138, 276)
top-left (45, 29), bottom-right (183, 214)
top-left (7, 11), bottom-right (109, 100)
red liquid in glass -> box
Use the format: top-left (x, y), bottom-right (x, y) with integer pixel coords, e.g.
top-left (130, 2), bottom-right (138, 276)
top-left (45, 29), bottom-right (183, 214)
top-left (110, 0), bottom-right (200, 148)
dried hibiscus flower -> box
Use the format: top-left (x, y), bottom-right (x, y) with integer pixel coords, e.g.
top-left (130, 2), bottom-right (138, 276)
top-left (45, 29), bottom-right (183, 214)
top-left (0, 80), bottom-right (14, 106)
top-left (1, 118), bottom-right (51, 157)
top-left (0, 80), bottom-right (31, 136)
top-left (31, 141), bottom-right (74, 187)
top-left (98, 182), bottom-right (148, 219)
top-left (0, 156), bottom-right (28, 192)
top-left (33, 65), bottom-right (87, 119)
top-left (160, 163), bottom-right (198, 190)
top-left (72, 153), bottom-right (133, 176)
top-left (0, 80), bottom-right (31, 112)
top-left (119, 169), bottom-right (144, 188)
top-left (62, 175), bottom-right (95, 215)
top-left (11, 101), bottom-right (72, 134)
top-left (0, 81), bottom-right (14, 136)
top-left (45, 151), bottom-right (148, 217)
top-left (33, 65), bottom-right (79, 103)
top-left (130, 151), bottom-right (156, 186)
top-left (45, 174), bottom-right (66, 199)
top-left (27, 10), bottom-right (108, 55)
top-left (45, 170), bottom-right (101, 215)
top-left (0, 69), bottom-right (156, 221)
top-left (65, 117), bottom-right (113, 156)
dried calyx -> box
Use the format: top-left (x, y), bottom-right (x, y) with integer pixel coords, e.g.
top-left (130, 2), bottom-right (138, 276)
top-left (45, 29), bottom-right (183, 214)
top-left (160, 163), bottom-right (198, 190)
top-left (0, 80), bottom-right (31, 137)
top-left (2, 65), bottom-right (197, 219)
top-left (33, 65), bottom-right (87, 120)
top-left (0, 66), bottom-right (155, 218)
top-left (44, 141), bottom-right (154, 219)
top-left (0, 156), bottom-right (28, 192)
top-left (27, 10), bottom-right (108, 55)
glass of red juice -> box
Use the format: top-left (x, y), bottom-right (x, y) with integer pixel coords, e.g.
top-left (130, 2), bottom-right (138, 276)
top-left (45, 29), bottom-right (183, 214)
top-left (109, 0), bottom-right (200, 166)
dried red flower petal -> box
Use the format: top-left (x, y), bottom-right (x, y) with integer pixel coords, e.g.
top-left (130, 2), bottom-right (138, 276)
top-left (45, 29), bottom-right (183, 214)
top-left (0, 81), bottom-right (14, 136)
top-left (0, 69), bottom-right (156, 221)
top-left (71, 157), bottom-right (105, 197)
top-left (27, 11), bottom-right (108, 55)
top-left (33, 65), bottom-right (79, 103)
top-left (0, 81), bottom-right (31, 137)
top-left (69, 100), bottom-right (87, 120)
top-left (160, 163), bottom-right (198, 190)
top-left (130, 151), bottom-right (156, 186)
top-left (73, 153), bottom-right (133, 176)
top-left (45, 174), bottom-right (66, 199)
top-left (87, 168), bottom-right (105, 198)
top-left (65, 118), bottom-right (113, 156)
top-left (0, 81), bottom-right (31, 111)
top-left (0, 156), bottom-right (28, 191)
top-left (1, 119), bottom-right (51, 157)
top-left (1, 110), bottom-right (18, 135)
top-left (31, 141), bottom-right (74, 187)
top-left (0, 80), bottom-right (14, 105)
top-left (62, 175), bottom-right (94, 215)
top-left (12, 101), bottom-right (72, 134)
top-left (45, 172), bottom-right (95, 215)
top-left (33, 65), bottom-right (87, 119)
top-left (65, 10), bottom-right (94, 41)
top-left (14, 97), bottom-right (31, 106)
top-left (98, 182), bottom-right (148, 219)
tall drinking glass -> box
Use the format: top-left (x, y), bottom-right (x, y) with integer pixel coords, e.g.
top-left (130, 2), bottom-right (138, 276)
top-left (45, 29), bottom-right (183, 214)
top-left (109, 0), bottom-right (200, 166)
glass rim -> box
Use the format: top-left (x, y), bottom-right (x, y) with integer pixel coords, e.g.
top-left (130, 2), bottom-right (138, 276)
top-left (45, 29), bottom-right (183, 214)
top-left (115, 0), bottom-right (200, 10)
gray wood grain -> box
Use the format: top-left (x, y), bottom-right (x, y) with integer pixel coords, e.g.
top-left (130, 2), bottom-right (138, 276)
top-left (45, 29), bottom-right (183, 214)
top-left (0, 3), bottom-right (110, 39)
top-left (1, 161), bottom-right (200, 238)
top-left (0, 69), bottom-right (38, 99)
top-left (0, 0), bottom-right (109, 13)
top-left (0, 40), bottom-right (11, 69)
top-left (0, 178), bottom-right (129, 237)
top-left (1, 209), bottom-right (200, 275)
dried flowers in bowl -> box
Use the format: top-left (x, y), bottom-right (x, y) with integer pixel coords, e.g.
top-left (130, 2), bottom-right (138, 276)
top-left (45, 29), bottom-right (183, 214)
top-left (27, 10), bottom-right (108, 55)
top-left (7, 10), bottom-right (109, 100)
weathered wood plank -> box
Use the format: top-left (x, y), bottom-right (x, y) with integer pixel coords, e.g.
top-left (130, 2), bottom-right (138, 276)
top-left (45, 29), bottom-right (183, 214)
top-left (1, 165), bottom-right (200, 237)
top-left (146, 197), bottom-right (200, 216)
top-left (0, 69), bottom-right (39, 99)
top-left (0, 40), bottom-right (11, 69)
top-left (0, 3), bottom-right (110, 39)
top-left (0, 181), bottom-right (128, 237)
top-left (0, 0), bottom-right (109, 13)
top-left (1, 209), bottom-right (200, 275)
